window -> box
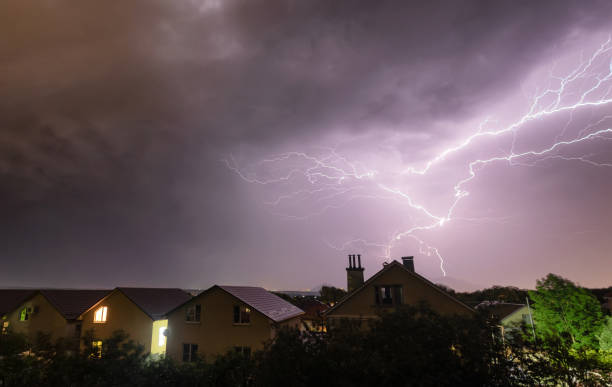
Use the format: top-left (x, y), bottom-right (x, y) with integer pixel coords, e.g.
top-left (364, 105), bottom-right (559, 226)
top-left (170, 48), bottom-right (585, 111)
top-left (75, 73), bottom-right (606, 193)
top-left (91, 340), bottom-right (103, 358)
top-left (1, 321), bottom-right (9, 334)
top-left (182, 343), bottom-right (198, 362)
top-left (19, 307), bottom-right (30, 321)
top-left (234, 346), bottom-right (251, 357)
top-left (75, 323), bottom-right (82, 338)
top-left (185, 304), bottom-right (201, 322)
top-left (522, 314), bottom-right (532, 325)
top-left (374, 285), bottom-right (403, 306)
top-left (158, 327), bottom-right (167, 346)
top-left (233, 305), bottom-right (251, 324)
top-left (94, 306), bottom-right (108, 323)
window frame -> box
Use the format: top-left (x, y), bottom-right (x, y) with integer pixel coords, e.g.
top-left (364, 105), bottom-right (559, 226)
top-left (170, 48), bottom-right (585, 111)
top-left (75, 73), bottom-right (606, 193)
top-left (93, 306), bottom-right (108, 323)
top-left (374, 285), bottom-right (403, 306)
top-left (185, 304), bottom-right (202, 323)
top-left (91, 340), bottom-right (103, 358)
top-left (233, 305), bottom-right (251, 325)
top-left (182, 343), bottom-right (198, 362)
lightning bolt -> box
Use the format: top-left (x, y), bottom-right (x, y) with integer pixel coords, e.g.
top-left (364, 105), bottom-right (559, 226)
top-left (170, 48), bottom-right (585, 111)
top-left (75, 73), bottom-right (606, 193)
top-left (224, 37), bottom-right (612, 277)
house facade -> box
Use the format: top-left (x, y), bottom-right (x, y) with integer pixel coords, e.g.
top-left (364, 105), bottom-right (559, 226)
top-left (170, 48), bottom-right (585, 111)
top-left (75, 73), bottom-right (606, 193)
top-left (166, 285), bottom-right (304, 362)
top-left (79, 287), bottom-right (191, 356)
top-left (2, 289), bottom-right (109, 345)
top-left (325, 256), bottom-right (475, 325)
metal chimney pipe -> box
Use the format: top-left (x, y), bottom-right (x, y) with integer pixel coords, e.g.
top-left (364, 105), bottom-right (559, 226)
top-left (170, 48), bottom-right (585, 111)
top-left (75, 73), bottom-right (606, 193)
top-left (357, 254), bottom-right (361, 268)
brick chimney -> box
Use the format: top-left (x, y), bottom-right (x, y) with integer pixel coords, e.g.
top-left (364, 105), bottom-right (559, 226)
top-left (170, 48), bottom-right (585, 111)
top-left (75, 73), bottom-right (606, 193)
top-left (401, 256), bottom-right (415, 272)
top-left (346, 254), bottom-right (365, 293)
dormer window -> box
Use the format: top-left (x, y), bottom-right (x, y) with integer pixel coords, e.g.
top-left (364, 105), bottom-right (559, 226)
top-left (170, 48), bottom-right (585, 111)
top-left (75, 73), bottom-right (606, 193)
top-left (233, 305), bottom-right (251, 324)
top-left (94, 306), bottom-right (108, 323)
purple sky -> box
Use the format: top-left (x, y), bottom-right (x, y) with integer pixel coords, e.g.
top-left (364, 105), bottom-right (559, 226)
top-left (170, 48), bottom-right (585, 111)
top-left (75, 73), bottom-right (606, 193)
top-left (1, 0), bottom-right (612, 291)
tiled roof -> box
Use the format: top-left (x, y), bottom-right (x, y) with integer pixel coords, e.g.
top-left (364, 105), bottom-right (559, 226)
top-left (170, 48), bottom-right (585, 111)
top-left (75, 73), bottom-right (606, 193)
top-left (295, 299), bottom-right (329, 319)
top-left (40, 289), bottom-right (111, 320)
top-left (118, 288), bottom-right (192, 320)
top-left (476, 302), bottom-right (526, 321)
top-left (0, 289), bottom-right (37, 316)
top-left (219, 286), bottom-right (304, 323)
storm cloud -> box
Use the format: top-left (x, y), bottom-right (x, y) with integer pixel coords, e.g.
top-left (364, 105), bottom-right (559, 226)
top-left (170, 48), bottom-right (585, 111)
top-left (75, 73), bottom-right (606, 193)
top-left (1, 0), bottom-right (611, 290)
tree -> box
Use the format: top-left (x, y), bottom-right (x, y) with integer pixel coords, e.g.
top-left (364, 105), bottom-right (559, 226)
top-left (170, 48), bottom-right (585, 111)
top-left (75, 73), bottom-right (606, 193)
top-left (599, 316), bottom-right (612, 352)
top-left (528, 273), bottom-right (604, 349)
top-left (318, 286), bottom-right (346, 305)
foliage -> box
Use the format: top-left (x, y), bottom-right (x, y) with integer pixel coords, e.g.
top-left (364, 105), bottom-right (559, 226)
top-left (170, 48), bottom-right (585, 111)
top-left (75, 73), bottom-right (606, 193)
top-left (1, 300), bottom-right (611, 386)
top-left (599, 316), bottom-right (612, 352)
top-left (529, 273), bottom-right (604, 350)
top-left (318, 286), bottom-right (347, 305)
top-left (455, 285), bottom-right (529, 306)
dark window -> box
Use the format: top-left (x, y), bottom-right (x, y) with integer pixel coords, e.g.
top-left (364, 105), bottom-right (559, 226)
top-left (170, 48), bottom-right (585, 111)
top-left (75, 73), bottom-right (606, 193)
top-left (234, 346), bottom-right (251, 357)
top-left (186, 304), bottom-right (201, 322)
top-left (374, 285), bottom-right (403, 306)
top-left (182, 343), bottom-right (198, 362)
top-left (75, 323), bottom-right (82, 338)
top-left (233, 305), bottom-right (251, 324)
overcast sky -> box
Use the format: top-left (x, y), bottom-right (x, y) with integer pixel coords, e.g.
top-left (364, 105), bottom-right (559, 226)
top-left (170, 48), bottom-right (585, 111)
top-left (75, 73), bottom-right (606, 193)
top-left (2, 0), bottom-right (612, 291)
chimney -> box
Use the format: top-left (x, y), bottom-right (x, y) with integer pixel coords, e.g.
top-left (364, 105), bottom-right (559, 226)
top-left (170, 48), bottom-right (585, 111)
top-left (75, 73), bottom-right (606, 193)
top-left (401, 256), bottom-right (415, 272)
top-left (346, 254), bottom-right (365, 293)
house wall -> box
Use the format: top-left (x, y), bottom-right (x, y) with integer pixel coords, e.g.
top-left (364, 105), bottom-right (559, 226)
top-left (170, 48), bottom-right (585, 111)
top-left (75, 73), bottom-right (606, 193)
top-left (5, 293), bottom-right (69, 343)
top-left (167, 287), bottom-right (280, 362)
top-left (501, 306), bottom-right (531, 327)
top-left (80, 290), bottom-right (153, 353)
top-left (327, 265), bottom-right (474, 324)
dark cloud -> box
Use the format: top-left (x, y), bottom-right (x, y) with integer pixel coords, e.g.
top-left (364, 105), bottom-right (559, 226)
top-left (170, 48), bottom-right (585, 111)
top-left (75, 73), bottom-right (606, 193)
top-left (1, 0), bottom-right (611, 290)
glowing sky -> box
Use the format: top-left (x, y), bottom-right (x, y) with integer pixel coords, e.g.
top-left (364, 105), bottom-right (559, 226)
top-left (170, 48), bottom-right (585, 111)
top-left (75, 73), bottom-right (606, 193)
top-left (2, 0), bottom-right (612, 291)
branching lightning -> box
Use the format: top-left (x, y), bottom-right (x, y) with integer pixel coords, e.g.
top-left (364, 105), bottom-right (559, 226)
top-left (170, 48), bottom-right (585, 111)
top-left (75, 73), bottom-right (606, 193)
top-left (224, 37), bottom-right (612, 277)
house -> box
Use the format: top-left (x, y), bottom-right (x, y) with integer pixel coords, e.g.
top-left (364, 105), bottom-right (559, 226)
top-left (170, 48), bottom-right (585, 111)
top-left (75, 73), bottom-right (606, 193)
top-left (476, 301), bottom-right (534, 338)
top-left (2, 289), bottom-right (110, 345)
top-left (294, 298), bottom-right (328, 332)
top-left (78, 287), bottom-right (192, 356)
top-left (165, 285), bottom-right (304, 362)
top-left (0, 289), bottom-right (37, 335)
top-left (325, 255), bottom-right (475, 326)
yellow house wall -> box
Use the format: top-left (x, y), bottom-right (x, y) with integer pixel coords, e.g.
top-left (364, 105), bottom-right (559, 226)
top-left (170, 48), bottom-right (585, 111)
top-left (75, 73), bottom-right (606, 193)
top-left (167, 287), bottom-right (280, 362)
top-left (5, 293), bottom-right (70, 343)
top-left (80, 290), bottom-right (153, 353)
top-left (327, 265), bottom-right (474, 322)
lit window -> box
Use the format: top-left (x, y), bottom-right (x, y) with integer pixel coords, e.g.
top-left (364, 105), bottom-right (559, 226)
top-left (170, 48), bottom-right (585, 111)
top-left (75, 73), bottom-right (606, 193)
top-left (185, 304), bottom-right (201, 322)
top-left (19, 307), bottom-right (30, 321)
top-left (94, 306), bottom-right (108, 323)
top-left (1, 321), bottom-right (9, 334)
top-left (91, 340), bottom-right (103, 358)
top-left (158, 327), bottom-right (167, 346)
top-left (233, 305), bottom-right (251, 324)
top-left (374, 285), bottom-right (403, 306)
top-left (182, 343), bottom-right (198, 362)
